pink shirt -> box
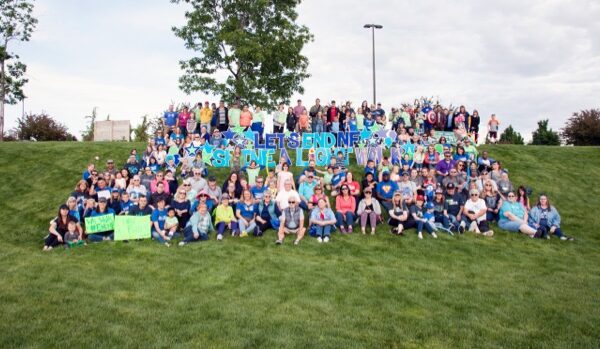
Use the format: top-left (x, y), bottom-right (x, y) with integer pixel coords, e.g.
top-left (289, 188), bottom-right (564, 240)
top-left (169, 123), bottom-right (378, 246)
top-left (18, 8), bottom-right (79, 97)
top-left (336, 195), bottom-right (356, 214)
top-left (178, 111), bottom-right (192, 126)
top-left (150, 179), bottom-right (170, 194)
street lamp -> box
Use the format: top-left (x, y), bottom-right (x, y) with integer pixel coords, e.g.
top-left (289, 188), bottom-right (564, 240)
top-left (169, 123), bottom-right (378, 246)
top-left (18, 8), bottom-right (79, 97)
top-left (364, 24), bottom-right (383, 106)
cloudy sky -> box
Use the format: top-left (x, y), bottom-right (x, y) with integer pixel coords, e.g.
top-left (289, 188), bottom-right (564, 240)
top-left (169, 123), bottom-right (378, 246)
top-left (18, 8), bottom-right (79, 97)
top-left (5, 0), bottom-right (599, 140)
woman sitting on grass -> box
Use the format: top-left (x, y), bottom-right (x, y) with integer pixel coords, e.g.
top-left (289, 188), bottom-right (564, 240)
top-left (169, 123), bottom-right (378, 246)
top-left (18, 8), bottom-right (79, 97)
top-left (356, 188), bottom-right (381, 235)
top-left (498, 191), bottom-right (537, 237)
top-left (236, 189), bottom-right (257, 238)
top-left (388, 192), bottom-right (408, 235)
top-left (482, 180), bottom-right (502, 222)
top-left (335, 184), bottom-right (356, 234)
top-left (254, 191), bottom-right (281, 236)
top-left (214, 194), bottom-right (239, 241)
top-left (43, 204), bottom-right (82, 251)
top-left (528, 194), bottom-right (574, 241)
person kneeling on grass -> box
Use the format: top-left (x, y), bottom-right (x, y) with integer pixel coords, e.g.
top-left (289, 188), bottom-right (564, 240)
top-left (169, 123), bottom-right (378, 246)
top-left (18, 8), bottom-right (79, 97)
top-left (275, 197), bottom-right (305, 245)
top-left (528, 194), bottom-right (574, 241)
top-left (462, 189), bottom-right (494, 237)
top-left (151, 198), bottom-right (172, 246)
top-left (310, 198), bottom-right (337, 244)
top-left (44, 204), bottom-right (83, 251)
top-left (180, 203), bottom-right (213, 246)
top-left (357, 189), bottom-right (381, 235)
top-left (498, 191), bottom-right (537, 237)
top-left (214, 194), bottom-right (239, 241)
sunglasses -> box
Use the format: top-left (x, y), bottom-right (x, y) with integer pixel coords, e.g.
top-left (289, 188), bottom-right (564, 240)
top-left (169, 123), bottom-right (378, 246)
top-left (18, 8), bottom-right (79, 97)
top-left (470, 194), bottom-right (479, 197)
top-left (364, 192), bottom-right (372, 194)
top-left (288, 201), bottom-right (296, 204)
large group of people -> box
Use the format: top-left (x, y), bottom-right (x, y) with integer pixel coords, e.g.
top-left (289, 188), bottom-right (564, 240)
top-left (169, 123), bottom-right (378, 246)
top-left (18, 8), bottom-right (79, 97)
top-left (42, 98), bottom-right (573, 250)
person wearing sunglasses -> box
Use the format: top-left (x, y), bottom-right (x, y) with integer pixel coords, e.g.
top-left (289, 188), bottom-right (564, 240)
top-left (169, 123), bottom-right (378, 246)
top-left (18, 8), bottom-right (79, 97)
top-left (335, 185), bottom-right (356, 234)
top-left (462, 189), bottom-right (494, 237)
top-left (498, 191), bottom-right (537, 237)
top-left (309, 198), bottom-right (336, 243)
top-left (275, 197), bottom-right (305, 245)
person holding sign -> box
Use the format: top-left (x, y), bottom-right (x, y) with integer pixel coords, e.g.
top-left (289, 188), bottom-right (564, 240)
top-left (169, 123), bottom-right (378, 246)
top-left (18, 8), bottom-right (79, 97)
top-left (180, 203), bottom-right (213, 245)
top-left (85, 198), bottom-right (115, 242)
top-left (43, 204), bottom-right (82, 251)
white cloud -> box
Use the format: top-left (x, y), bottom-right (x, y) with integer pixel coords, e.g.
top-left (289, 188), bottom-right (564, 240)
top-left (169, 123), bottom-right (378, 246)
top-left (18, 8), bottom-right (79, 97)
top-left (4, 0), bottom-right (599, 141)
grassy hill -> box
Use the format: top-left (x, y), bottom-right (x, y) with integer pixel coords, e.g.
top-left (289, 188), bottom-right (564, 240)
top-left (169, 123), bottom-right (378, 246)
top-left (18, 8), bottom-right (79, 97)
top-left (0, 142), bottom-right (599, 348)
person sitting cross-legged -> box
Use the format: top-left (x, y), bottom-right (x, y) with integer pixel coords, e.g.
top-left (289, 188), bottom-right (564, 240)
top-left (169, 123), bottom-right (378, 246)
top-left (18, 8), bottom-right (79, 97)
top-left (275, 196), bottom-right (305, 245)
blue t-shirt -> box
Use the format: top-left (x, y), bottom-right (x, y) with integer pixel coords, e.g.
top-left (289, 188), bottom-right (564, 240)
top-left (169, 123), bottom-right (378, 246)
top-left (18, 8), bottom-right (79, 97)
top-left (236, 201), bottom-right (255, 220)
top-left (348, 119), bottom-right (358, 132)
top-left (164, 111), bottom-right (179, 127)
top-left (364, 118), bottom-right (375, 130)
top-left (364, 166), bottom-right (377, 179)
top-left (120, 201), bottom-right (133, 215)
top-left (155, 137), bottom-right (166, 146)
top-left (151, 208), bottom-right (168, 230)
top-left (331, 172), bottom-right (346, 187)
top-left (250, 186), bottom-right (267, 200)
top-left (376, 180), bottom-right (398, 200)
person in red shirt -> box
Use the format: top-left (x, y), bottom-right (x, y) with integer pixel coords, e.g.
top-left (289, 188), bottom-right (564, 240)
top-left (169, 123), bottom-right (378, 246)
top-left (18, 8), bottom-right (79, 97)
top-left (335, 184), bottom-right (356, 234)
top-left (326, 100), bottom-right (341, 131)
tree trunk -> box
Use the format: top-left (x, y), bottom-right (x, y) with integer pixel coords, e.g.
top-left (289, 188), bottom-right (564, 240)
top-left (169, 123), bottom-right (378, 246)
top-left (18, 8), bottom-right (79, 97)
top-left (0, 58), bottom-right (4, 142)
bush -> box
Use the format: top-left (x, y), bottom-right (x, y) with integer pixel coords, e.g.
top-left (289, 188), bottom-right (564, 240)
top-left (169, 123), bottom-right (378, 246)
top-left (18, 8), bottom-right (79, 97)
top-left (561, 109), bottom-right (600, 146)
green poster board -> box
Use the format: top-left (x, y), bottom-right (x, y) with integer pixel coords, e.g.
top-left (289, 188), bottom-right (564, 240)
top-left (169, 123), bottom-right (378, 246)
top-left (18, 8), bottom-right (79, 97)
top-left (114, 216), bottom-right (151, 241)
top-left (85, 214), bottom-right (115, 234)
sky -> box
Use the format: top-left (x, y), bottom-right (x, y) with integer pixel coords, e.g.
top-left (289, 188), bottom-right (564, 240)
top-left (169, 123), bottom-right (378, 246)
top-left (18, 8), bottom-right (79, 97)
top-left (5, 0), bottom-right (600, 140)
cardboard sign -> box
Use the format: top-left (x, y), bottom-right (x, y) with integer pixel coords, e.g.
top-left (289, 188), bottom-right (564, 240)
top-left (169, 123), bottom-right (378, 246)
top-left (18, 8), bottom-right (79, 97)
top-left (85, 214), bottom-right (115, 234)
top-left (114, 216), bottom-right (151, 241)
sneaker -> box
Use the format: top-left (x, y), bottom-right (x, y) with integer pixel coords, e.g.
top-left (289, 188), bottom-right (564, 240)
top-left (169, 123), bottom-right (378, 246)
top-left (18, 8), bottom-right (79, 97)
top-left (418, 232), bottom-right (423, 240)
top-left (431, 232), bottom-right (438, 239)
top-left (458, 222), bottom-right (466, 234)
top-left (317, 237), bottom-right (323, 243)
top-left (340, 227), bottom-right (347, 234)
top-left (323, 236), bottom-right (330, 243)
top-left (293, 239), bottom-right (300, 246)
top-left (469, 221), bottom-right (477, 232)
top-left (240, 231), bottom-right (248, 238)
top-left (275, 239), bottom-right (283, 245)
top-left (348, 226), bottom-right (353, 234)
top-left (178, 241), bottom-right (186, 246)
top-left (164, 242), bottom-right (170, 247)
top-left (483, 230), bottom-right (494, 237)
top-left (217, 234), bottom-right (223, 241)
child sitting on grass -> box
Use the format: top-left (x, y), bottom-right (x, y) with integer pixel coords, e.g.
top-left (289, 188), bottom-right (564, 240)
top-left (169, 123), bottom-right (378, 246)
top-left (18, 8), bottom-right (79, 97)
top-left (65, 221), bottom-right (85, 248)
top-left (164, 208), bottom-right (179, 239)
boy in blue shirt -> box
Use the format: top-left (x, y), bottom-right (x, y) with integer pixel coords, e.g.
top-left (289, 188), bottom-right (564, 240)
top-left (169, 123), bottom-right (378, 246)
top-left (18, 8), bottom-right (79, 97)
top-left (151, 198), bottom-right (170, 246)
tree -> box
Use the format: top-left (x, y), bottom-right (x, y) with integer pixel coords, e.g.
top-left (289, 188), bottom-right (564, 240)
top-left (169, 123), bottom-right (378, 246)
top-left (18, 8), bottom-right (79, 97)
top-left (0, 0), bottom-right (37, 141)
top-left (172, 0), bottom-right (313, 108)
top-left (132, 115), bottom-right (151, 142)
top-left (531, 119), bottom-right (560, 145)
top-left (498, 125), bottom-right (524, 145)
top-left (81, 107), bottom-right (97, 141)
top-left (14, 112), bottom-right (76, 141)
top-left (561, 109), bottom-right (600, 146)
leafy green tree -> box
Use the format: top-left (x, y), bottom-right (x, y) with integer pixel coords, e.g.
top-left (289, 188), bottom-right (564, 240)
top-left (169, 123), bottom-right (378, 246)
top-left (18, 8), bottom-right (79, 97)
top-left (172, 0), bottom-right (313, 108)
top-left (499, 125), bottom-right (524, 145)
top-left (132, 115), bottom-right (151, 142)
top-left (531, 119), bottom-right (560, 145)
top-left (14, 112), bottom-right (76, 141)
top-left (0, 0), bottom-right (37, 141)
top-left (81, 107), bottom-right (97, 141)
top-left (561, 109), bottom-right (600, 146)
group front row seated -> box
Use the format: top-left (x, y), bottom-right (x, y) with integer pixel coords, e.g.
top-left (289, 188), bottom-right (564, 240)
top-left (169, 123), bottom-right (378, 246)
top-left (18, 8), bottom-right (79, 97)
top-left (43, 161), bottom-right (574, 250)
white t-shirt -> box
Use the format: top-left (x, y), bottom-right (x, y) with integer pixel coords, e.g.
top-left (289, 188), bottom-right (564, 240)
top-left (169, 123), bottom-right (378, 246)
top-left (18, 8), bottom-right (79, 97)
top-left (464, 198), bottom-right (487, 222)
top-left (275, 189), bottom-right (300, 210)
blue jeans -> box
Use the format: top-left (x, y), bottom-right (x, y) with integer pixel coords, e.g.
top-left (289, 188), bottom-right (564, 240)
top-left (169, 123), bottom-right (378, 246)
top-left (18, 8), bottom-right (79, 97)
top-left (315, 224), bottom-right (332, 238)
top-left (335, 212), bottom-right (355, 227)
top-left (486, 211), bottom-right (499, 222)
top-left (417, 220), bottom-right (435, 234)
top-left (152, 230), bottom-right (168, 244)
top-left (182, 225), bottom-right (208, 243)
top-left (434, 213), bottom-right (450, 229)
top-left (88, 231), bottom-right (114, 242)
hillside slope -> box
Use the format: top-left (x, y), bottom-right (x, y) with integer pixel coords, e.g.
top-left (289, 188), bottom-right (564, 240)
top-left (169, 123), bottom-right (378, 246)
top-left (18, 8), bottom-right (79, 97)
top-left (0, 142), bottom-right (598, 348)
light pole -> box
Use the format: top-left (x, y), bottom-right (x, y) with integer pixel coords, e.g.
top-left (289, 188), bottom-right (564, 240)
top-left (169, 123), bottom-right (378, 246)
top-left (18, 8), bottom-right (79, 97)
top-left (364, 24), bottom-right (383, 106)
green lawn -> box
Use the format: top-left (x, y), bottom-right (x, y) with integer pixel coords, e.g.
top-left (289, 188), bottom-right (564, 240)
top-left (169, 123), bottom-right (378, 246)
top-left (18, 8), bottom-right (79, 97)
top-left (0, 142), bottom-right (599, 348)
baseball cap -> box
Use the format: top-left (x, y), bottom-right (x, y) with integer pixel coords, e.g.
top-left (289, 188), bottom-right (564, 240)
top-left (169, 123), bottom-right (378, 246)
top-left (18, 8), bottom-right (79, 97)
top-left (416, 195), bottom-right (425, 201)
top-left (402, 171), bottom-right (410, 176)
top-left (208, 176), bottom-right (216, 182)
top-left (425, 202), bottom-right (434, 209)
top-left (107, 159), bottom-right (114, 163)
top-left (98, 197), bottom-right (108, 203)
top-left (446, 183), bottom-right (455, 189)
top-left (435, 188), bottom-right (444, 194)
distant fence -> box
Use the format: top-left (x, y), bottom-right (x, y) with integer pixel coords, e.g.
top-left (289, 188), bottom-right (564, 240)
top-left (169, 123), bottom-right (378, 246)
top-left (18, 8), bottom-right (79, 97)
top-left (94, 120), bottom-right (130, 141)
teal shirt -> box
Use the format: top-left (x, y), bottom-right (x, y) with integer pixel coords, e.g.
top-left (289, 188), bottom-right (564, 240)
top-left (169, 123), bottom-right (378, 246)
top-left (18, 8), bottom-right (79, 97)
top-left (499, 201), bottom-right (525, 223)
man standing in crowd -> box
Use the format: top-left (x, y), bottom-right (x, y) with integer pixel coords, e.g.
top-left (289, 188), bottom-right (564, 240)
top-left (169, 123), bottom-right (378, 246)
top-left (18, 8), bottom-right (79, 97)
top-left (163, 104), bottom-right (179, 134)
top-left (293, 99), bottom-right (307, 121)
top-left (309, 98), bottom-right (324, 132)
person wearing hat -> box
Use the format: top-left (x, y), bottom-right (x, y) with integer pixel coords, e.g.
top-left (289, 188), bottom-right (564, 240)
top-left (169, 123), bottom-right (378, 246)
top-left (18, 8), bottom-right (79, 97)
top-left (463, 189), bottom-right (494, 237)
top-left (108, 188), bottom-right (122, 214)
top-left (376, 171), bottom-right (399, 211)
top-left (275, 195), bottom-right (305, 245)
top-left (214, 194), bottom-right (239, 241)
top-left (435, 152), bottom-right (456, 183)
top-left (398, 171), bottom-right (417, 199)
top-left (445, 183), bottom-right (466, 233)
top-left (85, 197), bottom-right (116, 242)
top-left (432, 188), bottom-right (451, 231)
top-left (357, 187), bottom-right (382, 235)
top-left (105, 159), bottom-right (116, 176)
top-left (409, 195), bottom-right (438, 240)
